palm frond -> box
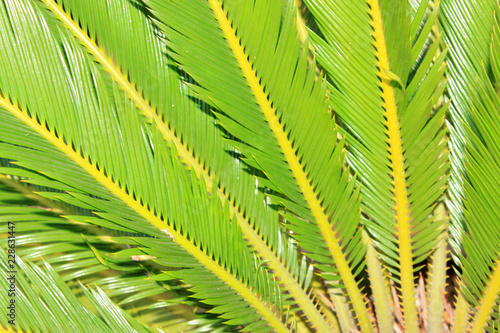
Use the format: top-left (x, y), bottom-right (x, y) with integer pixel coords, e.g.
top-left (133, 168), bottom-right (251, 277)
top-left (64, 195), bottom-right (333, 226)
top-left (143, 0), bottom-right (370, 331)
top-left (0, 1), bottom-right (293, 331)
top-left (454, 18), bottom-right (500, 331)
top-left (304, 0), bottom-right (449, 331)
top-left (35, 1), bottom-right (325, 328)
top-left (2, 0), bottom-right (499, 332)
top-left (0, 251), bottom-right (153, 333)
top-left (440, 0), bottom-right (500, 332)
top-left (440, 0), bottom-right (498, 264)
top-left (0, 179), bottom-right (231, 332)
top-left (460, 67), bottom-right (500, 333)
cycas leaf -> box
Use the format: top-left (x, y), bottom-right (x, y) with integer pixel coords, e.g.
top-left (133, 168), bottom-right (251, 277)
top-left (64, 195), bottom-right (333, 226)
top-left (0, 182), bottom-right (168, 330)
top-left (440, 0), bottom-right (498, 264)
top-left (460, 69), bottom-right (500, 333)
top-left (449, 9), bottom-right (500, 332)
top-left (440, 1), bottom-right (500, 330)
top-left (0, 251), bottom-right (152, 333)
top-left (0, 180), bottom-right (229, 332)
top-left (143, 0), bottom-right (370, 331)
top-left (0, 1), bottom-right (290, 331)
top-left (304, 0), bottom-right (448, 331)
top-left (35, 0), bottom-right (324, 328)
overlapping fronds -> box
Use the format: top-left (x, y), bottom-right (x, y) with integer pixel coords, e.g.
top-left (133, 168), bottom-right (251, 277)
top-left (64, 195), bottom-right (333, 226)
top-left (304, 0), bottom-right (449, 331)
top-left (440, 0), bottom-right (500, 332)
top-left (440, 4), bottom-right (500, 331)
top-left (459, 72), bottom-right (500, 332)
top-left (0, 0), bottom-right (293, 331)
top-left (0, 251), bottom-right (152, 333)
top-left (3, 0), bottom-right (500, 332)
top-left (34, 0), bottom-right (327, 329)
top-left (0, 180), bottom-right (234, 332)
top-left (142, 0), bottom-right (370, 331)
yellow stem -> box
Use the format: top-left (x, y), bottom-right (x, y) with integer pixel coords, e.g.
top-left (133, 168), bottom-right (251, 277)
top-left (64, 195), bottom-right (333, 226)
top-left (367, 0), bottom-right (417, 331)
top-left (428, 203), bottom-right (448, 332)
top-left (208, 0), bottom-right (372, 331)
top-left (329, 289), bottom-right (356, 332)
top-left (42, 0), bottom-right (328, 328)
top-left (0, 96), bottom-right (289, 333)
top-left (294, 0), bottom-right (308, 43)
top-left (471, 258), bottom-right (500, 333)
top-left (363, 229), bottom-right (393, 333)
top-left (311, 278), bottom-right (342, 333)
top-left (452, 286), bottom-right (470, 333)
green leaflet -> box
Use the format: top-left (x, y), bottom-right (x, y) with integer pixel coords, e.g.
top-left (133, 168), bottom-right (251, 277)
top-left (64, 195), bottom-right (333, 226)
top-left (144, 0), bottom-right (370, 331)
top-left (305, 0), bottom-right (448, 331)
top-left (0, 0), bottom-right (288, 331)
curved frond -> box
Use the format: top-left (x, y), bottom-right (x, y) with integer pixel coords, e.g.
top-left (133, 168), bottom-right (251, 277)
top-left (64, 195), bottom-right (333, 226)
top-left (0, 251), bottom-right (152, 333)
top-left (453, 15), bottom-right (500, 332)
top-left (143, 0), bottom-right (370, 331)
top-left (0, 1), bottom-right (290, 331)
top-left (460, 68), bottom-right (500, 333)
top-left (35, 0), bottom-right (326, 328)
top-left (0, 179), bottom-right (230, 332)
top-left (2, 0), bottom-right (495, 332)
top-left (440, 0), bottom-right (497, 263)
top-left (305, 0), bottom-right (449, 331)
top-left (441, 0), bottom-right (500, 331)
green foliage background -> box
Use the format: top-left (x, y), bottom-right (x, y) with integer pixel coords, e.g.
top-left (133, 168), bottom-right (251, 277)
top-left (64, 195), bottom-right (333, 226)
top-left (0, 0), bottom-right (498, 332)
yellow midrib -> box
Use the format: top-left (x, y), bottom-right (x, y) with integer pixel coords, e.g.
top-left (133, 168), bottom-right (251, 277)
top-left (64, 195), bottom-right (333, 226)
top-left (368, 0), bottom-right (417, 331)
top-left (41, 0), bottom-right (327, 329)
top-left (294, 0), bottom-right (308, 43)
top-left (0, 96), bottom-right (289, 333)
top-left (471, 257), bottom-right (500, 333)
top-left (207, 0), bottom-right (372, 332)
top-left (41, 0), bottom-right (207, 193)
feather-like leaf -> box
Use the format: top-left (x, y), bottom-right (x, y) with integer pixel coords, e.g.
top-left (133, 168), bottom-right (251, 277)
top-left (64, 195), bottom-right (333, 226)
top-left (0, 1), bottom-right (289, 331)
top-left (305, 0), bottom-right (449, 330)
top-left (143, 0), bottom-right (370, 330)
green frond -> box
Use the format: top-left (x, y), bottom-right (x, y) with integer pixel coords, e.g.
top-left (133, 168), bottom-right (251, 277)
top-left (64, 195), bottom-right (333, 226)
top-left (305, 0), bottom-right (449, 331)
top-left (0, 251), bottom-right (154, 333)
top-left (440, 0), bottom-right (498, 264)
top-left (1, 0), bottom-right (499, 332)
top-left (0, 181), bottom-right (223, 332)
top-left (458, 61), bottom-right (500, 333)
top-left (143, 0), bottom-right (371, 331)
top-left (34, 1), bottom-right (326, 328)
top-left (440, 1), bottom-right (500, 331)
top-left (0, 1), bottom-right (295, 331)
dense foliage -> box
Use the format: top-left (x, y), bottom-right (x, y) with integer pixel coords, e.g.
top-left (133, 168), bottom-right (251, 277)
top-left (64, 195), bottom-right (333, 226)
top-left (0, 0), bottom-right (498, 332)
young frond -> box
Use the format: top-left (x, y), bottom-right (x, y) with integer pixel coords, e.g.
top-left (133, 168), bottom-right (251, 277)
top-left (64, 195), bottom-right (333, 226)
top-left (305, 0), bottom-right (448, 331)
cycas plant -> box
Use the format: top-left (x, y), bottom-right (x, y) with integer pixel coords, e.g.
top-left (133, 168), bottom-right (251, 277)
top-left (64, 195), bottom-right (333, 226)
top-left (0, 0), bottom-right (499, 332)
